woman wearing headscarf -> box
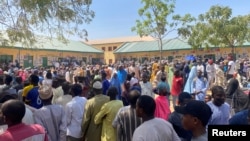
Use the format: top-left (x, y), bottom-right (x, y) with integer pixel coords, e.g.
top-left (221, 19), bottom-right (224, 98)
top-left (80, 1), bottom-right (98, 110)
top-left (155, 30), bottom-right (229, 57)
top-left (110, 73), bottom-right (122, 100)
top-left (225, 78), bottom-right (250, 114)
top-left (167, 63), bottom-right (174, 92)
top-left (183, 62), bottom-right (197, 94)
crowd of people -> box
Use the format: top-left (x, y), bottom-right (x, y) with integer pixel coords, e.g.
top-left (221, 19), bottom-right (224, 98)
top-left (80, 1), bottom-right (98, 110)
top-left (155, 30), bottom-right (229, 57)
top-left (0, 54), bottom-right (249, 141)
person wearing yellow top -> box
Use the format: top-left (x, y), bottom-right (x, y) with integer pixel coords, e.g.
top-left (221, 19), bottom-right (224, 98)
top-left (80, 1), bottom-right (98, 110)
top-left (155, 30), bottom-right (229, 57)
top-left (150, 60), bottom-right (159, 83)
top-left (81, 80), bottom-right (109, 141)
top-left (165, 63), bottom-right (169, 74)
top-left (22, 84), bottom-right (33, 102)
top-left (94, 87), bottom-right (123, 141)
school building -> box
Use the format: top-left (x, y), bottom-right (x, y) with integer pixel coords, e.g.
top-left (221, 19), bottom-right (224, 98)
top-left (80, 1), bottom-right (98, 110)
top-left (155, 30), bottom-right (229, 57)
top-left (0, 37), bottom-right (103, 68)
top-left (85, 36), bottom-right (155, 64)
top-left (113, 38), bottom-right (250, 63)
top-left (86, 36), bottom-right (250, 64)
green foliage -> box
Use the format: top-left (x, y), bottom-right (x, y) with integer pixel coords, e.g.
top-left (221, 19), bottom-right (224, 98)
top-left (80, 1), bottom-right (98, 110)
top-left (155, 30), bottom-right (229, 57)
top-left (132, 0), bottom-right (193, 60)
top-left (132, 0), bottom-right (177, 39)
top-left (0, 0), bottom-right (94, 47)
top-left (178, 5), bottom-right (250, 51)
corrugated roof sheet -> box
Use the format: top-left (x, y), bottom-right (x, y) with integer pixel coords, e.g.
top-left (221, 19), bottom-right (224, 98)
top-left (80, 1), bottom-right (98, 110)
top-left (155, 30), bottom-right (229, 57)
top-left (114, 38), bottom-right (191, 53)
top-left (114, 38), bottom-right (250, 53)
top-left (8, 37), bottom-right (103, 53)
top-left (84, 36), bottom-right (155, 45)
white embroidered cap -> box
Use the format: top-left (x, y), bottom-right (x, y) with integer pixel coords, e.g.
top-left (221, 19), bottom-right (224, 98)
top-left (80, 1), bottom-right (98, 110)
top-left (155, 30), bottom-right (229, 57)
top-left (93, 81), bottom-right (102, 89)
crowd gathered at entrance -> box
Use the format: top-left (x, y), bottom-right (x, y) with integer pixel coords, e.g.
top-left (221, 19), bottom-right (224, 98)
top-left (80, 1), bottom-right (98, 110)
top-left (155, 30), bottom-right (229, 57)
top-left (0, 54), bottom-right (249, 141)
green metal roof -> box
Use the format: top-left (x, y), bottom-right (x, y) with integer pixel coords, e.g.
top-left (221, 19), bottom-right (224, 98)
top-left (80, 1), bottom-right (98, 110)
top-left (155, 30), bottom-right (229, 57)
top-left (114, 38), bottom-right (191, 53)
top-left (4, 37), bottom-right (103, 53)
top-left (114, 38), bottom-right (250, 54)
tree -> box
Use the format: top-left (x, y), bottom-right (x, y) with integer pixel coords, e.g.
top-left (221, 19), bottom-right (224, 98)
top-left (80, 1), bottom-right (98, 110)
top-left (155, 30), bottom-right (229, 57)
top-left (131, 0), bottom-right (193, 62)
top-left (178, 5), bottom-right (250, 58)
top-left (0, 0), bottom-right (94, 47)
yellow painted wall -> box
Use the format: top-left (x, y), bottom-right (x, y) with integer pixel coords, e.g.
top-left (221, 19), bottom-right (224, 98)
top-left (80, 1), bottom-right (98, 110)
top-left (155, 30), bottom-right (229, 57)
top-left (2, 46), bottom-right (247, 67)
top-left (114, 47), bottom-right (250, 62)
top-left (0, 48), bottom-right (18, 57)
top-left (0, 47), bottom-right (103, 67)
top-left (91, 42), bottom-right (122, 64)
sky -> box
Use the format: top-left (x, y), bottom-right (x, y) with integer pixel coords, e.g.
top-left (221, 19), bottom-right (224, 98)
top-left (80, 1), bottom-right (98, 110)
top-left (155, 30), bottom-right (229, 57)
top-left (80, 0), bottom-right (250, 41)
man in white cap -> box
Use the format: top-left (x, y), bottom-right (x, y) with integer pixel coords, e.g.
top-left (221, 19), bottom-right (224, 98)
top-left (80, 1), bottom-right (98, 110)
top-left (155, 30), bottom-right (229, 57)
top-left (81, 79), bottom-right (109, 141)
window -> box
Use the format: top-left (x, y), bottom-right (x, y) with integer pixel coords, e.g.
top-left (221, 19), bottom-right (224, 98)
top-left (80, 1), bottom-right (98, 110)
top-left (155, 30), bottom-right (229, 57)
top-left (102, 47), bottom-right (106, 51)
top-left (113, 46), bottom-right (117, 50)
top-left (108, 46), bottom-right (112, 51)
top-left (0, 55), bottom-right (13, 64)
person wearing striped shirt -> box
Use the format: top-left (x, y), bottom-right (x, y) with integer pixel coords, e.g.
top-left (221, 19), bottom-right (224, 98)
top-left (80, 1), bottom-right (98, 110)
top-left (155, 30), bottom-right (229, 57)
top-left (112, 90), bottom-right (143, 141)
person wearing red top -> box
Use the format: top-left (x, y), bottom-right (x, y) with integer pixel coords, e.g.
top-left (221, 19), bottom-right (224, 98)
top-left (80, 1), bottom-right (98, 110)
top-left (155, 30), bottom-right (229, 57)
top-left (155, 82), bottom-right (171, 120)
top-left (0, 100), bottom-right (48, 141)
top-left (171, 70), bottom-right (184, 108)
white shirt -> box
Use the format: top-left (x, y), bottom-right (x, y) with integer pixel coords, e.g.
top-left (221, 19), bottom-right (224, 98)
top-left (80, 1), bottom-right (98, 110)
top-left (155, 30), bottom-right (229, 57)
top-left (18, 89), bottom-right (23, 101)
top-left (52, 86), bottom-right (64, 104)
top-left (132, 118), bottom-right (181, 141)
top-left (54, 95), bottom-right (72, 110)
top-left (0, 125), bottom-right (7, 135)
top-left (206, 64), bottom-right (215, 74)
top-left (108, 67), bottom-right (113, 76)
top-left (235, 60), bottom-right (240, 70)
top-left (54, 62), bottom-right (60, 68)
top-left (22, 107), bottom-right (35, 125)
top-left (65, 96), bottom-right (87, 138)
top-left (214, 64), bottom-right (219, 70)
top-left (65, 71), bottom-right (70, 82)
top-left (228, 61), bottom-right (235, 74)
top-left (34, 105), bottom-right (67, 141)
top-left (139, 81), bottom-right (154, 98)
top-left (43, 71), bottom-right (47, 79)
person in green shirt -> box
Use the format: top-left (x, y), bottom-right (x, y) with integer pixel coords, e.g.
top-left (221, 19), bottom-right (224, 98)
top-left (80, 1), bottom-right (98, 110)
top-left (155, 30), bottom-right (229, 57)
top-left (94, 87), bottom-right (123, 141)
top-left (81, 79), bottom-right (109, 141)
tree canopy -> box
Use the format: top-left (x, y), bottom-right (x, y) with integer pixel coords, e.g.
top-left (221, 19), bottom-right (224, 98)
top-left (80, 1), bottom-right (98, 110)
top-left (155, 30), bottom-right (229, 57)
top-left (178, 5), bottom-right (250, 55)
top-left (131, 0), bottom-right (193, 60)
top-left (0, 0), bottom-right (94, 47)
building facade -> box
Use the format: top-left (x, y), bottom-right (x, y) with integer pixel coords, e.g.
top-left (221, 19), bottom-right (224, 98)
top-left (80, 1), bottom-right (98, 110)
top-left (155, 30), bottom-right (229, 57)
top-left (114, 39), bottom-right (250, 63)
top-left (85, 36), bottom-right (155, 64)
top-left (0, 38), bottom-right (103, 68)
